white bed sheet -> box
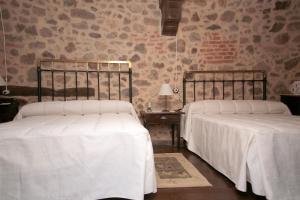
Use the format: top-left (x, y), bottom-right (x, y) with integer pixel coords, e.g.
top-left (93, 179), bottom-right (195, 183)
top-left (0, 113), bottom-right (156, 200)
top-left (183, 113), bottom-right (300, 200)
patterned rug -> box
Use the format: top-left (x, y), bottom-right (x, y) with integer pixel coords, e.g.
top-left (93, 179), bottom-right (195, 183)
top-left (154, 153), bottom-right (212, 188)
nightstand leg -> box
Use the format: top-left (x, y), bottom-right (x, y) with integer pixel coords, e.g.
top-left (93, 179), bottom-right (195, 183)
top-left (171, 124), bottom-right (175, 146)
top-left (177, 124), bottom-right (180, 148)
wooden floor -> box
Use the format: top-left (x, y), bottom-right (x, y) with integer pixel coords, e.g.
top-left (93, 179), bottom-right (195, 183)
top-left (144, 145), bottom-right (266, 200)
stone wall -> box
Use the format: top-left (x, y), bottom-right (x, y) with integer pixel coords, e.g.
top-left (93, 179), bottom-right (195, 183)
top-left (0, 0), bottom-right (299, 141)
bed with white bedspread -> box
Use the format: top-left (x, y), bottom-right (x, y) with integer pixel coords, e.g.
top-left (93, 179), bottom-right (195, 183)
top-left (181, 100), bottom-right (300, 200)
top-left (0, 100), bottom-right (157, 200)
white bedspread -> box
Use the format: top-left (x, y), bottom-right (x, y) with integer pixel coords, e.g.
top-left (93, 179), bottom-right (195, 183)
top-left (0, 113), bottom-right (156, 200)
top-left (183, 113), bottom-right (300, 200)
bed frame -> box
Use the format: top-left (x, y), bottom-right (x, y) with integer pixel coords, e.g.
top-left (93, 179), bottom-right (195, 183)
top-left (37, 59), bottom-right (133, 103)
top-left (182, 70), bottom-right (267, 106)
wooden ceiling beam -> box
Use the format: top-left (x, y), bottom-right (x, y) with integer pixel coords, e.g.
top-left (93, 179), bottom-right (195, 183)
top-left (159, 0), bottom-right (183, 36)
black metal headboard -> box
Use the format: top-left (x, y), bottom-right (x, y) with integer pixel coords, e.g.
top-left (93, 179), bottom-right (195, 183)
top-left (183, 70), bottom-right (267, 106)
top-left (37, 59), bottom-right (133, 103)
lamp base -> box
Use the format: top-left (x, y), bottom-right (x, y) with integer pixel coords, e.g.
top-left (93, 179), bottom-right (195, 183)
top-left (162, 96), bottom-right (170, 112)
top-left (146, 107), bottom-right (152, 112)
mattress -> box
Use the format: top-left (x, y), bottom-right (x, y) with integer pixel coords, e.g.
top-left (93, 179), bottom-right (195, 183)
top-left (182, 100), bottom-right (300, 200)
top-left (0, 100), bottom-right (157, 200)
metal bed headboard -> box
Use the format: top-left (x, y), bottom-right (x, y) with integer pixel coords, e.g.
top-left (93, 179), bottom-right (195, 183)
top-left (183, 70), bottom-right (267, 106)
top-left (37, 59), bottom-right (133, 103)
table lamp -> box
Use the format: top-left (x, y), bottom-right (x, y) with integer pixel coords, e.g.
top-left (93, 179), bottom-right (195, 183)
top-left (159, 83), bottom-right (173, 112)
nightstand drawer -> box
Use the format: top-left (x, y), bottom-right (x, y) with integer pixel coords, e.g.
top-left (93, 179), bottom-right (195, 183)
top-left (148, 114), bottom-right (180, 123)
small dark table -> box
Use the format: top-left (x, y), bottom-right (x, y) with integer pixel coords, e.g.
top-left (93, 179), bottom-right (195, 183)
top-left (280, 94), bottom-right (300, 116)
top-left (141, 111), bottom-right (184, 148)
top-left (0, 98), bottom-right (19, 123)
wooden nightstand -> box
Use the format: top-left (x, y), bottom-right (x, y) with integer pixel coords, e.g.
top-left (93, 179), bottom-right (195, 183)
top-left (280, 94), bottom-right (300, 116)
top-left (0, 98), bottom-right (19, 123)
top-left (141, 111), bottom-right (184, 148)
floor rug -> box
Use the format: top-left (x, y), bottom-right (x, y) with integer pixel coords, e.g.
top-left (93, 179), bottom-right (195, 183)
top-left (154, 153), bottom-right (212, 188)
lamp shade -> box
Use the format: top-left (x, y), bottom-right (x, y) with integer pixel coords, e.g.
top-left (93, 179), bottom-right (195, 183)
top-left (159, 83), bottom-right (173, 96)
top-left (0, 76), bottom-right (5, 86)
